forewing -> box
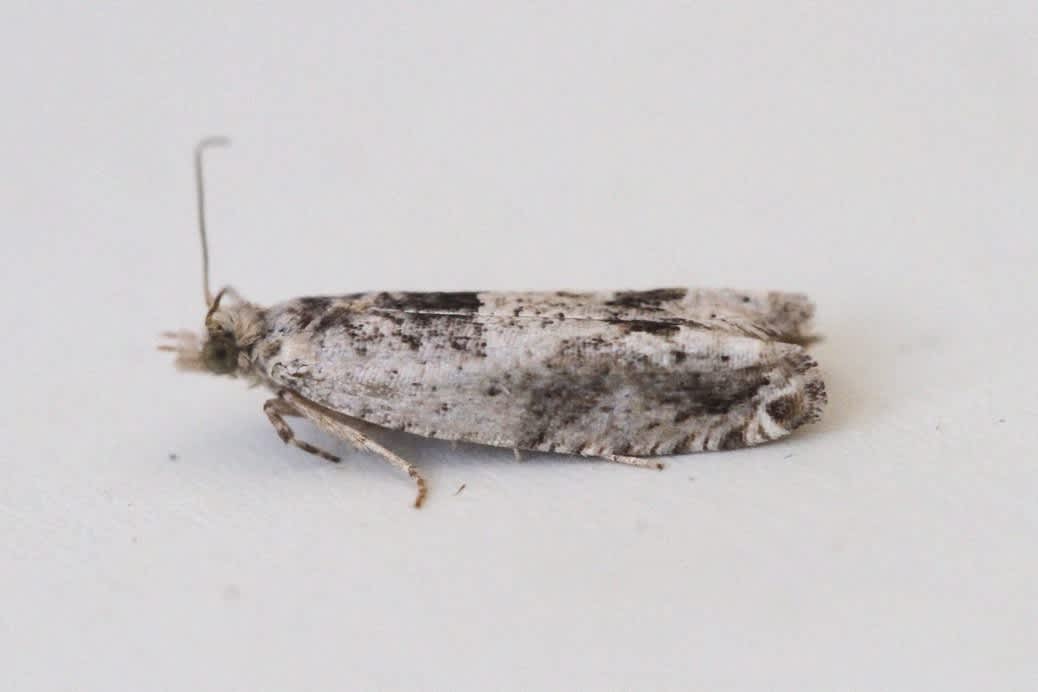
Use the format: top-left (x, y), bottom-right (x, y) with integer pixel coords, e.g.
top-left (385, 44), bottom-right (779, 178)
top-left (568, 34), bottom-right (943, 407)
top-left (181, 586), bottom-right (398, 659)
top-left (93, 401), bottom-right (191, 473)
top-left (254, 299), bottom-right (826, 456)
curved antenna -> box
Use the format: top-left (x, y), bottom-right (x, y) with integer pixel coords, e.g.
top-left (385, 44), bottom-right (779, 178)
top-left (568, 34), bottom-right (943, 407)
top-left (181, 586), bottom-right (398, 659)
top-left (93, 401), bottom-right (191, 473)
top-left (194, 136), bottom-right (231, 306)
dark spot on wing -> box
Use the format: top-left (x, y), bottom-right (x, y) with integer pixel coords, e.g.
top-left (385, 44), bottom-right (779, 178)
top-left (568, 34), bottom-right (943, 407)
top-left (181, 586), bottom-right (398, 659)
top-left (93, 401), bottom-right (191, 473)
top-left (374, 291), bottom-right (482, 313)
top-left (314, 306), bottom-right (355, 333)
top-left (399, 332), bottom-right (422, 350)
top-left (675, 433), bottom-right (696, 453)
top-left (527, 428), bottom-right (548, 449)
top-left (608, 319), bottom-right (681, 336)
top-left (260, 339), bottom-right (282, 360)
top-left (293, 297), bottom-right (332, 329)
top-left (654, 369), bottom-right (769, 420)
top-left (392, 312), bottom-right (486, 356)
top-left (766, 395), bottom-right (798, 426)
top-left (720, 425), bottom-right (748, 450)
top-left (605, 288), bottom-right (687, 310)
top-left (517, 377), bottom-right (608, 450)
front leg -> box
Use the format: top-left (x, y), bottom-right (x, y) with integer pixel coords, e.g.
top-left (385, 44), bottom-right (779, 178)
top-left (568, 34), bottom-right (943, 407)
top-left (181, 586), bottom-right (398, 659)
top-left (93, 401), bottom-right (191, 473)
top-left (263, 397), bottom-right (341, 462)
top-left (273, 390), bottom-right (428, 509)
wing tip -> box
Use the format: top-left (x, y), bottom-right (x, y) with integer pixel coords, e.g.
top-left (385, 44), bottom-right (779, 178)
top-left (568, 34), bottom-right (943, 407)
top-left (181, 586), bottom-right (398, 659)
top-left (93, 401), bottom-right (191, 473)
top-left (787, 350), bottom-right (828, 427)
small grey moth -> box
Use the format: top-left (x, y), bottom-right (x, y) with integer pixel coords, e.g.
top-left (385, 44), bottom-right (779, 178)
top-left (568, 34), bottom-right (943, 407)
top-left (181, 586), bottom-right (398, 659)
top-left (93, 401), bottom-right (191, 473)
top-left (162, 139), bottom-right (827, 507)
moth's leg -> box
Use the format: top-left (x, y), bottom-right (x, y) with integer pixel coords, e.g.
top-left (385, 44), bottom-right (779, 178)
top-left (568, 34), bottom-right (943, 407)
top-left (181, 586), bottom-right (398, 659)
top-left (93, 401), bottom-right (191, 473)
top-left (513, 448), bottom-right (524, 462)
top-left (279, 390), bottom-right (428, 509)
top-left (263, 397), bottom-right (341, 463)
top-left (600, 453), bottom-right (664, 471)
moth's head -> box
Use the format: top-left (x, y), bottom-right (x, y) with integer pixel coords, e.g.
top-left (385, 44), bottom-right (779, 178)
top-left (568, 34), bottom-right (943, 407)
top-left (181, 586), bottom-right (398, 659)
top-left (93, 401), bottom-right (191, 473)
top-left (161, 137), bottom-right (269, 377)
top-left (161, 287), bottom-right (265, 377)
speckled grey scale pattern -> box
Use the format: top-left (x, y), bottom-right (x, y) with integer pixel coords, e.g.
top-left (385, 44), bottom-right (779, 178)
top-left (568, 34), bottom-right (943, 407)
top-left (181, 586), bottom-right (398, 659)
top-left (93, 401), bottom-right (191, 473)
top-left (247, 289), bottom-right (826, 456)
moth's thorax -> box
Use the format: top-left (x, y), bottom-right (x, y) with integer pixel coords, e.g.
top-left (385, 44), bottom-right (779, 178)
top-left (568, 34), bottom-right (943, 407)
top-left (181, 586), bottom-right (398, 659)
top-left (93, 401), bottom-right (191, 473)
top-left (248, 297), bottom-right (360, 389)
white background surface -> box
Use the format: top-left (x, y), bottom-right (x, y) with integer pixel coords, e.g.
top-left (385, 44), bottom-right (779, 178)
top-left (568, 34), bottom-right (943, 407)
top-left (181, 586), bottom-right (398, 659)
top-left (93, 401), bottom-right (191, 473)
top-left (3, 3), bottom-right (1037, 690)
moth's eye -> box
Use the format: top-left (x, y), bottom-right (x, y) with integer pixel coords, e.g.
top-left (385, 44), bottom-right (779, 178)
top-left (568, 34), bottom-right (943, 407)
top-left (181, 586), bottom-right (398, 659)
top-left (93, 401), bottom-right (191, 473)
top-left (203, 338), bottom-right (239, 374)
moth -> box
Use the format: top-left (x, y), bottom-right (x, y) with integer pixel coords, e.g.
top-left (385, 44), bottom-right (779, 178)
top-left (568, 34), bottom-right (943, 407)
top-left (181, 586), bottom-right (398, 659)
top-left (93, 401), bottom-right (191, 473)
top-left (162, 139), bottom-right (827, 507)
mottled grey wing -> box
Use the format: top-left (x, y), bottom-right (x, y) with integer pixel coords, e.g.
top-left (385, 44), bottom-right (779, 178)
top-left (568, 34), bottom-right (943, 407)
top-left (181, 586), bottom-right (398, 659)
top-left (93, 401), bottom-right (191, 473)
top-left (255, 301), bottom-right (826, 456)
top-left (354, 288), bottom-right (816, 344)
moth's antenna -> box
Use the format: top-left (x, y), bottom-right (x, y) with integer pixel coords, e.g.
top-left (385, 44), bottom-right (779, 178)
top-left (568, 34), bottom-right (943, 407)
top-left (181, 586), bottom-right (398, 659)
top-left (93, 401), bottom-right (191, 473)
top-left (194, 136), bottom-right (231, 307)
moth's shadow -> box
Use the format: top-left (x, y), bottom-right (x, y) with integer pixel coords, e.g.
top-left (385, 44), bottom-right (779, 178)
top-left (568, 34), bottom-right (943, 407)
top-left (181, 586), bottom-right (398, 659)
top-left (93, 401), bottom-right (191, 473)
top-left (366, 426), bottom-right (557, 471)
